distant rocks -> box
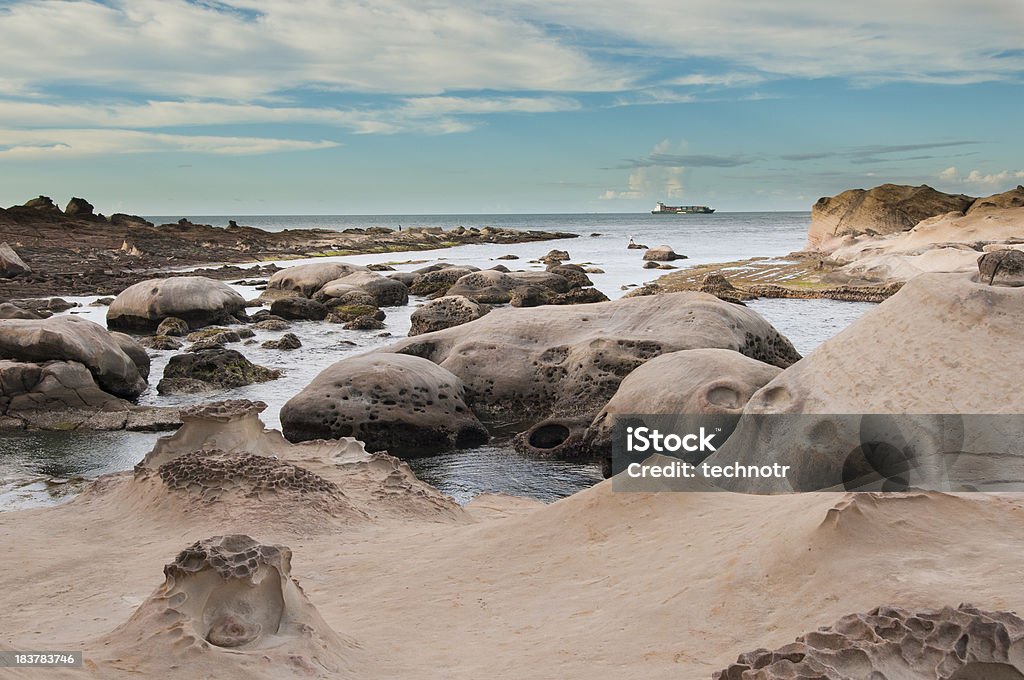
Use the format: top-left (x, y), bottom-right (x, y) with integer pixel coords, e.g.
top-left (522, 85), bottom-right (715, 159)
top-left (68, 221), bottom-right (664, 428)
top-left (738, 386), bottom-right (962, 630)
top-left (808, 183), bottom-right (976, 246)
top-left (157, 348), bottom-right (280, 395)
top-left (642, 245), bottom-right (685, 261)
top-left (63, 196), bottom-right (95, 216)
top-left (0, 242), bottom-right (31, 278)
top-left (107, 276), bottom-right (247, 332)
top-left (21, 195), bottom-right (58, 210)
top-left (978, 248), bottom-right (1024, 286)
top-left (261, 332), bottom-right (301, 350)
top-left (281, 353), bottom-right (489, 456)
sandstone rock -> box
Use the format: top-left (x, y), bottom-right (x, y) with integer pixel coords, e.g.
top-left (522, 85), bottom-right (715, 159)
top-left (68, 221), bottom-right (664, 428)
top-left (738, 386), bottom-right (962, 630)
top-left (281, 353), bottom-right (489, 456)
top-left (0, 242), bottom-right (31, 278)
top-left (108, 213), bottom-right (153, 227)
top-left (704, 274), bottom-right (1024, 492)
top-left (325, 303), bottom-right (384, 323)
top-left (549, 287), bottom-right (610, 305)
top-left (582, 349), bottom-right (782, 460)
top-left (808, 183), bottom-right (976, 246)
top-left (642, 245), bottom-right (685, 261)
top-left (409, 296), bottom-right (488, 336)
top-left (252, 319), bottom-right (290, 331)
top-left (157, 348), bottom-right (280, 395)
top-left (540, 249), bottom-right (570, 264)
top-left (107, 276), bottom-right (247, 332)
top-left (381, 292), bottom-right (800, 425)
top-left (21, 195), bottom-right (57, 210)
top-left (447, 269), bottom-right (571, 304)
top-left (509, 285), bottom-right (552, 308)
top-left (265, 262), bottom-right (367, 298)
top-left (409, 267), bottom-right (476, 296)
top-left (966, 184), bottom-right (1024, 214)
top-left (270, 296), bottom-right (328, 321)
top-left (262, 333), bottom-right (301, 350)
top-left (713, 604), bottom-right (1024, 680)
top-left (138, 335), bottom-right (182, 351)
top-left (698, 272), bottom-right (755, 303)
top-left (0, 315), bottom-right (146, 398)
top-left (323, 289), bottom-right (377, 308)
top-left (184, 327), bottom-right (242, 344)
top-left (156, 316), bottom-right (189, 337)
top-left (64, 196), bottom-right (95, 216)
top-left (546, 264), bottom-right (592, 288)
top-left (318, 271), bottom-right (409, 307)
top-left (978, 248), bottom-right (1024, 286)
top-left (496, 254), bottom-right (519, 260)
top-left (642, 261), bottom-right (659, 269)
top-left (109, 331), bottom-right (151, 381)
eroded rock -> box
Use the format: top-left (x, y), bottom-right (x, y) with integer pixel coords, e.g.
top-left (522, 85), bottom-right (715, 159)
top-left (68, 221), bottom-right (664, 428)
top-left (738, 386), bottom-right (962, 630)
top-left (107, 276), bottom-right (247, 332)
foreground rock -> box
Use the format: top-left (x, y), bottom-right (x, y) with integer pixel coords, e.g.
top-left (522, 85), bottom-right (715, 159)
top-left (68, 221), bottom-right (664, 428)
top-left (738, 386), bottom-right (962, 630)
top-left (978, 248), bottom-right (1024, 286)
top-left (281, 353), bottom-right (488, 456)
top-left (808, 183), bottom-right (976, 246)
top-left (381, 292), bottom-right (800, 427)
top-left (157, 348), bottom-right (281, 395)
top-left (107, 276), bottom-right (247, 332)
top-left (705, 273), bottom-right (1024, 491)
top-left (714, 604), bottom-right (1024, 680)
top-left (0, 315), bottom-right (146, 398)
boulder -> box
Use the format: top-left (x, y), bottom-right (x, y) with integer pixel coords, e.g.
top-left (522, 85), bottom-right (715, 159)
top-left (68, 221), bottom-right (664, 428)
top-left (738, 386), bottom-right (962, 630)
top-left (581, 349), bottom-right (782, 460)
top-left (156, 317), bottom-right (189, 337)
top-left (281, 353), bottom-right (489, 456)
top-left (262, 333), bottom-right (301, 350)
top-left (138, 335), bottom-right (183, 351)
top-left (509, 285), bottom-right (552, 308)
top-left (447, 269), bottom-right (571, 304)
top-left (409, 267), bottom-right (476, 296)
top-left (342, 316), bottom-right (385, 330)
top-left (977, 249), bottom-right (1024, 286)
top-left (270, 297), bottom-right (329, 321)
top-left (109, 331), bottom-right (151, 381)
top-left (265, 262), bottom-right (367, 298)
top-left (642, 245), bottom-right (684, 261)
top-left (808, 183), bottom-right (976, 247)
top-left (252, 319), bottom-right (290, 331)
top-left (548, 288), bottom-right (610, 305)
top-left (540, 249), bottom-right (570, 264)
top-left (546, 264), bottom-right (592, 288)
top-left (157, 348), bottom-right (280, 395)
top-left (107, 276), bottom-right (247, 332)
top-left (381, 292), bottom-right (800, 426)
top-left (0, 315), bottom-right (146, 398)
top-left (0, 302), bottom-right (40, 319)
top-left (409, 296), bottom-right (488, 336)
top-left (325, 304), bottom-right (384, 323)
top-left (703, 274), bottom-right (1024, 492)
top-left (0, 242), bottom-right (31, 278)
top-left (318, 270), bottom-right (408, 307)
top-left (64, 196), bottom-right (95, 216)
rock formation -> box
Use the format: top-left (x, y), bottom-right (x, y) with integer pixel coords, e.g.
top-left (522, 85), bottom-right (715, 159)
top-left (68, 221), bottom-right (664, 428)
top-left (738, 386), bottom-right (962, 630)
top-left (714, 604), bottom-right (1024, 680)
top-left (808, 183), bottom-right (976, 246)
top-left (978, 249), bottom-right (1024, 286)
top-left (107, 276), bottom-right (247, 332)
top-left (270, 296), bottom-right (329, 321)
top-left (380, 292), bottom-right (800, 427)
top-left (281, 353), bottom-right (489, 456)
top-left (704, 273), bottom-right (1024, 492)
top-left (96, 535), bottom-right (356, 678)
top-left (265, 262), bottom-right (368, 298)
top-left (0, 242), bottom-right (31, 278)
top-left (157, 348), bottom-right (280, 395)
top-left (63, 196), bottom-right (95, 216)
top-left (444, 269), bottom-right (574, 304)
top-left (262, 332), bottom-right (301, 350)
top-left (409, 296), bottom-right (489, 336)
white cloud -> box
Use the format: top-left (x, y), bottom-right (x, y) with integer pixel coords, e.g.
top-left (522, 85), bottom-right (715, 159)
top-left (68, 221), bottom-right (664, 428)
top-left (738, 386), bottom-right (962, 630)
top-left (669, 72), bottom-right (767, 87)
top-left (937, 166), bottom-right (1024, 188)
top-left (0, 129), bottom-right (339, 158)
top-left (601, 140), bottom-right (688, 200)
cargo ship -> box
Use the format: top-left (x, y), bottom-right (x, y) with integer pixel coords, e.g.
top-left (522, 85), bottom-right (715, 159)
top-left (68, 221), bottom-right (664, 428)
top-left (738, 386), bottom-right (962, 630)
top-left (651, 201), bottom-right (714, 214)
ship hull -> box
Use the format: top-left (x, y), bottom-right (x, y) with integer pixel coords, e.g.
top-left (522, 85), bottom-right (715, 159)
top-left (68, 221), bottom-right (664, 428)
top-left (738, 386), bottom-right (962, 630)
top-left (651, 208), bottom-right (715, 214)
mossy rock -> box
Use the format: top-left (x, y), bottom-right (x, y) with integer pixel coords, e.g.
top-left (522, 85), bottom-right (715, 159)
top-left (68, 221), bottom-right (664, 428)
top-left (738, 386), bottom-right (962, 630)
top-left (327, 304), bottom-right (385, 322)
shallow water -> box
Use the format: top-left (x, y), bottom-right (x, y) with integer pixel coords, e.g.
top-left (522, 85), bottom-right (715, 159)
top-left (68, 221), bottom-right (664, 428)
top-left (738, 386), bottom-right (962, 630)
top-left (0, 212), bottom-right (875, 510)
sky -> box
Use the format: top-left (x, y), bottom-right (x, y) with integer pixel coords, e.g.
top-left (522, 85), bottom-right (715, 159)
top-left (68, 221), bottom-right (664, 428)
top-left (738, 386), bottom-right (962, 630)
top-left (0, 0), bottom-right (1021, 215)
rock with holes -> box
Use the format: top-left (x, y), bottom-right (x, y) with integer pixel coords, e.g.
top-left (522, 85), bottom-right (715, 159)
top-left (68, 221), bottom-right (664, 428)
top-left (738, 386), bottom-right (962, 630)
top-left (93, 535), bottom-right (355, 678)
top-left (379, 292), bottom-right (800, 427)
top-left (978, 249), bottom-right (1024, 287)
top-left (409, 266), bottom-right (478, 296)
top-left (446, 269), bottom-right (571, 304)
top-left (409, 296), bottom-right (489, 336)
top-left (713, 604), bottom-right (1024, 680)
top-left (107, 276), bottom-right (247, 332)
top-left (704, 273), bottom-right (1024, 492)
top-left (281, 353), bottom-right (489, 456)
top-left (580, 348), bottom-right (782, 461)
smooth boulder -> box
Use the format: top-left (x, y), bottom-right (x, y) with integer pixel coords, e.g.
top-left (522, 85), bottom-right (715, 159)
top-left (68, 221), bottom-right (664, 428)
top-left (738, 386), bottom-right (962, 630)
top-left (0, 242), bottom-right (31, 277)
top-left (265, 262), bottom-right (367, 298)
top-left (281, 353), bottom-right (488, 456)
top-left (107, 276), bottom-right (247, 332)
top-left (642, 245), bottom-right (685, 261)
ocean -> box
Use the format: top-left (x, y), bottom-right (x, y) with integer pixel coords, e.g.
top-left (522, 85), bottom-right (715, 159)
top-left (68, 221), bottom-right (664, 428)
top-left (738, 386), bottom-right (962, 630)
top-left (0, 212), bottom-right (875, 508)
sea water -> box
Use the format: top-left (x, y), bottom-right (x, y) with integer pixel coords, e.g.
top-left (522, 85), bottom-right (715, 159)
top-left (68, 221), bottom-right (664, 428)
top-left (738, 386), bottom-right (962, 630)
top-left (0, 212), bottom-right (874, 508)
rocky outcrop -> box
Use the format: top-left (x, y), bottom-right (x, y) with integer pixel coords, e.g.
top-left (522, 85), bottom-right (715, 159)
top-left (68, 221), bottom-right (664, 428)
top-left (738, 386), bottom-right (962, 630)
top-left (0, 242), bottom-right (31, 278)
top-left (703, 273), bottom-right (1024, 492)
top-left (978, 248), bottom-right (1024, 286)
top-left (409, 296), bottom-right (489, 336)
top-left (157, 348), bottom-right (280, 395)
top-left (714, 605), bottom-right (1024, 680)
top-left (0, 315), bottom-right (146, 398)
top-left (64, 196), bottom-right (95, 216)
top-left (642, 245), bottom-right (685, 261)
top-left (265, 262), bottom-right (367, 298)
top-left (966, 184), bottom-right (1024, 213)
top-left (281, 353), bottom-right (489, 456)
top-left (381, 292), bottom-right (800, 427)
top-left (808, 183), bottom-right (975, 247)
top-left (107, 276), bottom-right (247, 332)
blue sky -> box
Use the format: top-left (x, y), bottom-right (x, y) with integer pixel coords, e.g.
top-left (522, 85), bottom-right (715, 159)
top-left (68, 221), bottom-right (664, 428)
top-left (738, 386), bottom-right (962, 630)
top-left (0, 0), bottom-right (1021, 214)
